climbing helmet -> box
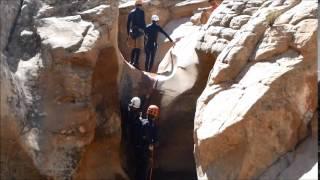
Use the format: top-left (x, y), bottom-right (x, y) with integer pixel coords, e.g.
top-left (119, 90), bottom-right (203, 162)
top-left (130, 97), bottom-right (141, 109)
top-left (151, 15), bottom-right (160, 22)
top-left (147, 105), bottom-right (160, 117)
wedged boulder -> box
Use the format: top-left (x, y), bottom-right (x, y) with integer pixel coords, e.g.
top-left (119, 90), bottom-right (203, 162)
top-left (2, 0), bottom-right (126, 179)
top-left (194, 0), bottom-right (317, 179)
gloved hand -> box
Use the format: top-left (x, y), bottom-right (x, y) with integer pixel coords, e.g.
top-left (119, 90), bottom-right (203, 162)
top-left (148, 145), bottom-right (154, 151)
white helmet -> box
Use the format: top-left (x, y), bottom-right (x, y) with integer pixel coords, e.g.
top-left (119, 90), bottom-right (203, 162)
top-left (151, 15), bottom-right (160, 22)
top-left (129, 97), bottom-right (141, 108)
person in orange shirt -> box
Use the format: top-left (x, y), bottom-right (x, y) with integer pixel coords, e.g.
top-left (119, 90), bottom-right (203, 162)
top-left (200, 0), bottom-right (223, 24)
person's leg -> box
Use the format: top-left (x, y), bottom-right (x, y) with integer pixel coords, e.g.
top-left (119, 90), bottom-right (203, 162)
top-left (134, 48), bottom-right (141, 68)
top-left (135, 147), bottom-right (143, 180)
top-left (131, 38), bottom-right (137, 65)
top-left (130, 49), bottom-right (136, 65)
top-left (141, 148), bottom-right (149, 180)
top-left (134, 36), bottom-right (144, 69)
top-left (145, 46), bottom-right (151, 72)
top-left (149, 45), bottom-right (157, 72)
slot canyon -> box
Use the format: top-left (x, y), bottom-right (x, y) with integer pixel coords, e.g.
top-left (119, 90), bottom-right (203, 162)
top-left (0, 0), bottom-right (318, 180)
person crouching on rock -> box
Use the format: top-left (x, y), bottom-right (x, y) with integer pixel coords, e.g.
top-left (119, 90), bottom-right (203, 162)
top-left (144, 15), bottom-right (175, 72)
top-left (127, 0), bottom-right (146, 69)
top-left (135, 105), bottom-right (159, 180)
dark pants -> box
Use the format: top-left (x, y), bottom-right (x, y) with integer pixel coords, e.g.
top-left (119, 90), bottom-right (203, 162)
top-left (130, 34), bottom-right (144, 69)
top-left (134, 147), bottom-right (150, 180)
top-left (131, 48), bottom-right (141, 69)
top-left (145, 42), bottom-right (157, 72)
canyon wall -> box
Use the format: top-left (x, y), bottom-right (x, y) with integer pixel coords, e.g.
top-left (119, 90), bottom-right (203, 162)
top-left (1, 0), bottom-right (126, 179)
top-left (194, 0), bottom-right (318, 179)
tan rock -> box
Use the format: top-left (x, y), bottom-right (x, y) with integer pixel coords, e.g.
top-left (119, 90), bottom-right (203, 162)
top-left (37, 16), bottom-right (91, 51)
top-left (194, 0), bottom-right (317, 179)
top-left (229, 15), bottom-right (251, 29)
top-left (291, 19), bottom-right (317, 58)
top-left (170, 0), bottom-right (209, 19)
top-left (2, 0), bottom-right (125, 179)
top-left (251, 26), bottom-right (292, 62)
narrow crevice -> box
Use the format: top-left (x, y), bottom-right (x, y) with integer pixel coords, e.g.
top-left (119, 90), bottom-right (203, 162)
top-left (4, 0), bottom-right (24, 54)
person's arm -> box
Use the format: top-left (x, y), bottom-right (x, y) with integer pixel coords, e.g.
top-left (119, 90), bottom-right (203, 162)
top-left (127, 13), bottom-right (132, 35)
top-left (159, 26), bottom-right (174, 43)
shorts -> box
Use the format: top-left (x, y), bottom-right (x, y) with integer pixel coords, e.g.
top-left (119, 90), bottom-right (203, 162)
top-left (127, 35), bottom-right (144, 49)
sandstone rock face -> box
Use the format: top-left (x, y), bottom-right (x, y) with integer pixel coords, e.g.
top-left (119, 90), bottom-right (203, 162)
top-left (1, 54), bottom-right (45, 179)
top-left (0, 0), bottom-right (22, 52)
top-left (1, 1), bottom-right (44, 179)
top-left (194, 0), bottom-right (318, 180)
top-left (1, 0), bottom-right (126, 179)
top-left (259, 136), bottom-right (317, 180)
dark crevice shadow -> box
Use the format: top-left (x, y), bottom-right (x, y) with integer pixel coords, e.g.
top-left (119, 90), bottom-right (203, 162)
top-left (146, 55), bottom-right (216, 180)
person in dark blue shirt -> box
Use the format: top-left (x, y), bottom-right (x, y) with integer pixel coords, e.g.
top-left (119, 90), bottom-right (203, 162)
top-left (135, 105), bottom-right (159, 180)
top-left (144, 15), bottom-right (175, 72)
top-left (127, 0), bottom-right (146, 69)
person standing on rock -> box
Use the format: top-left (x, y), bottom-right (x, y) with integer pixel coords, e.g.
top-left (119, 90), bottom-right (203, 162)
top-left (126, 97), bottom-right (143, 179)
top-left (144, 15), bottom-right (175, 72)
top-left (127, 97), bottom-right (142, 145)
top-left (135, 105), bottom-right (159, 180)
top-left (127, 0), bottom-right (146, 69)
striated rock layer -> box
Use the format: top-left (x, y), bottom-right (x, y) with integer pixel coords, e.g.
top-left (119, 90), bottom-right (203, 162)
top-left (194, 0), bottom-right (317, 179)
top-left (1, 0), bottom-right (126, 179)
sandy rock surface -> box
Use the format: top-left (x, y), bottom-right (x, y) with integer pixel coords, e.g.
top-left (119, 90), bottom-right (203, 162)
top-left (194, 0), bottom-right (317, 179)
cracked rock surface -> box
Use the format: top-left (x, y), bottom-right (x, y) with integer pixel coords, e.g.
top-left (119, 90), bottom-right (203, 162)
top-left (194, 0), bottom-right (317, 179)
top-left (1, 0), bottom-right (125, 179)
